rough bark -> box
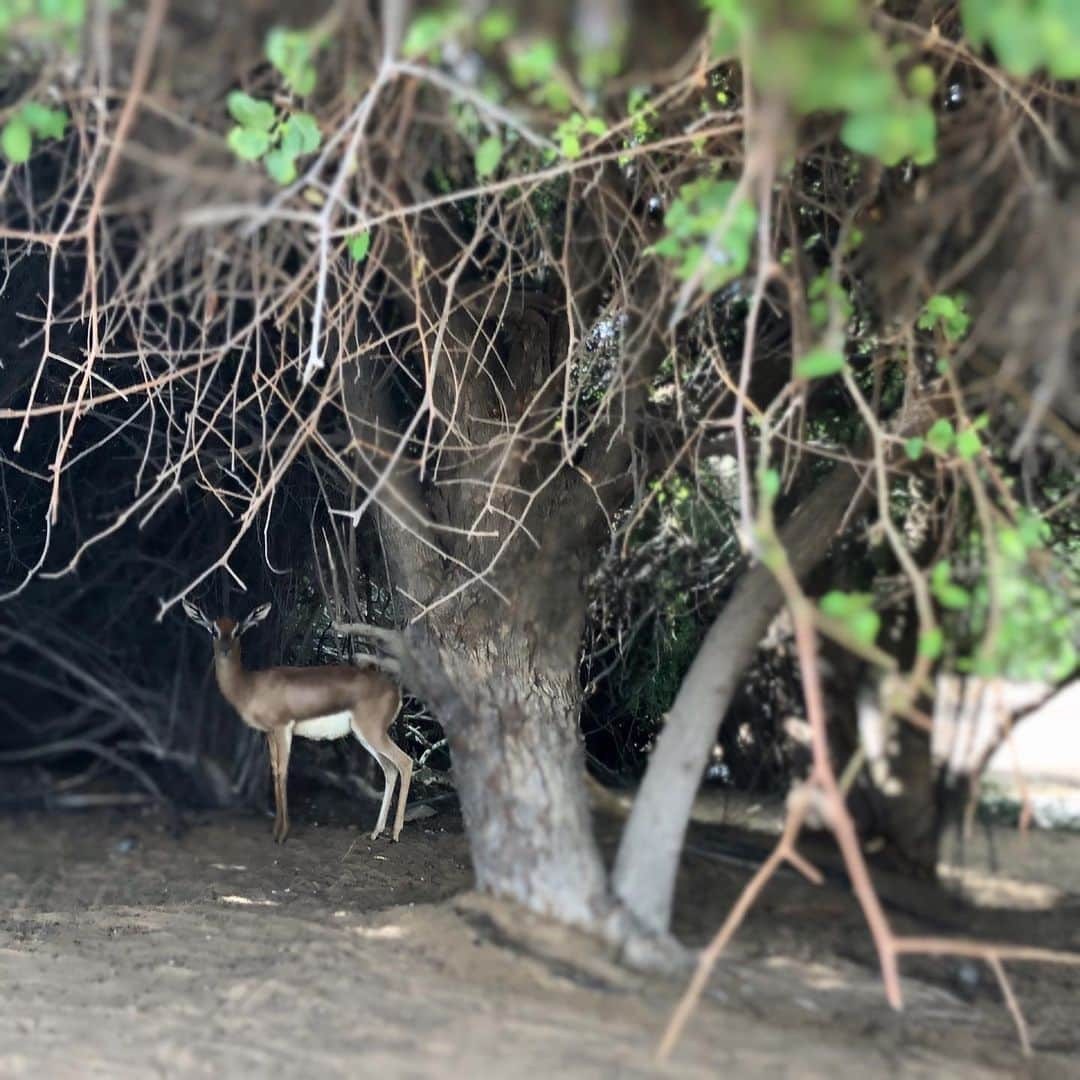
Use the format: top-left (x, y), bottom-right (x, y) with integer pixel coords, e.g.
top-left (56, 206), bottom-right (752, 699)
top-left (342, 313), bottom-right (618, 926)
top-left (401, 615), bottom-right (611, 927)
top-left (613, 460), bottom-right (869, 933)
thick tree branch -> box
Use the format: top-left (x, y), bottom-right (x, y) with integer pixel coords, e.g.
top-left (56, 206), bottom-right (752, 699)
top-left (612, 455), bottom-right (869, 931)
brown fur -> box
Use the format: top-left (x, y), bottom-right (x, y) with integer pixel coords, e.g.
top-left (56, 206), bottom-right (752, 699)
top-left (184, 601), bottom-right (411, 844)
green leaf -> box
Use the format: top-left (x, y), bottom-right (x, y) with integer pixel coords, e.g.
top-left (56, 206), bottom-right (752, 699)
top-left (917, 298), bottom-right (953, 331)
top-left (347, 230), bottom-right (371, 263)
top-left (841, 101), bottom-right (937, 167)
top-left (904, 436), bottom-right (925, 461)
top-left (938, 584), bottom-right (972, 610)
top-left (541, 81), bottom-right (572, 113)
top-left (821, 591), bottom-right (858, 618)
top-left (926, 418), bottom-right (955, 454)
top-left (227, 91), bottom-right (275, 131)
top-left (264, 148), bottom-right (297, 184)
top-left (918, 627), bottom-right (944, 660)
top-left (39, 0), bottom-right (85, 26)
top-left (1, 119), bottom-right (32, 163)
top-left (227, 126), bottom-right (271, 161)
top-left (1017, 511), bottom-right (1050, 549)
top-left (820, 591), bottom-right (879, 644)
top-left (279, 112), bottom-right (321, 156)
top-left (509, 39), bottom-right (558, 86)
top-left (930, 560), bottom-right (971, 610)
top-left (650, 177), bottom-right (757, 291)
top-left (849, 608), bottom-right (881, 645)
top-left (956, 427), bottom-right (982, 460)
top-left (962, 0), bottom-right (1080, 79)
top-left (906, 63), bottom-right (936, 99)
top-left (553, 113), bottom-right (604, 157)
top-left (265, 26), bottom-right (294, 69)
top-left (997, 528), bottom-right (1026, 561)
top-left (559, 132), bottom-right (582, 159)
top-left (294, 66), bottom-right (316, 96)
top-left (807, 273), bottom-right (853, 329)
top-left (20, 102), bottom-right (68, 140)
top-left (474, 135), bottom-right (503, 178)
top-left (265, 27), bottom-right (318, 94)
top-left (794, 347), bottom-right (847, 380)
top-left (931, 560), bottom-right (952, 593)
top-left (578, 39), bottom-right (622, 89)
top-left (919, 293), bottom-right (971, 342)
top-left (477, 9), bottom-right (514, 46)
top-left (760, 468), bottom-right (781, 501)
top-left (704, 0), bottom-right (752, 57)
top-left (402, 10), bottom-right (460, 58)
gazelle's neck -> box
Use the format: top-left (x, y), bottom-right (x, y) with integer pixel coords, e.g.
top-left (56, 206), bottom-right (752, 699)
top-left (214, 646), bottom-right (251, 710)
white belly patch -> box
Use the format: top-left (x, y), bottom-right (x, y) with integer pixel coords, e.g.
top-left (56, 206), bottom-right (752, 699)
top-left (295, 711), bottom-right (352, 741)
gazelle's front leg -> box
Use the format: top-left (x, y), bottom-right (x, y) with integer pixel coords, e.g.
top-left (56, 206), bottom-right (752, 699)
top-left (268, 726), bottom-right (294, 843)
top-left (266, 733), bottom-right (282, 841)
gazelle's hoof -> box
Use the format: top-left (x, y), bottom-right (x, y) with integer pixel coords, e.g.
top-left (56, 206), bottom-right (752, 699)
top-left (370, 829), bottom-right (381, 841)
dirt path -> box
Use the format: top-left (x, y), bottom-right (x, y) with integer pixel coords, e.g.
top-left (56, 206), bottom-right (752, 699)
top-left (1, 800), bottom-right (1076, 1077)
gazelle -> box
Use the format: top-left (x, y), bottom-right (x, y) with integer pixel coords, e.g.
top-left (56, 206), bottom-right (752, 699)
top-left (183, 600), bottom-right (412, 845)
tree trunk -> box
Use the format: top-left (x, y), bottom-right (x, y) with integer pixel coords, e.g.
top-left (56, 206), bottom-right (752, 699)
top-left (613, 462), bottom-right (866, 933)
top-left (401, 608), bottom-right (611, 929)
top-left (345, 321), bottom-right (619, 928)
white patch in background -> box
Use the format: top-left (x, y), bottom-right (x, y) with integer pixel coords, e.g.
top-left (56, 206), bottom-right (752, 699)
top-left (933, 677), bottom-right (1080, 784)
top-left (933, 677), bottom-right (1080, 829)
top-left (295, 711), bottom-right (352, 741)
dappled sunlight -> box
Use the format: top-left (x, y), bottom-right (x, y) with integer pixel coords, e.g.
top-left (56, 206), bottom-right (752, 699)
top-left (351, 924), bottom-right (407, 940)
top-left (938, 867), bottom-right (1063, 912)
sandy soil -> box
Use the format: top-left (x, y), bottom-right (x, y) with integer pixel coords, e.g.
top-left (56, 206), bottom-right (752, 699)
top-left (1, 788), bottom-right (1078, 1078)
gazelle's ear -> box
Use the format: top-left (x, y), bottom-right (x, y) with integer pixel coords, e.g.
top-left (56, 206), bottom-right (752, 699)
top-left (182, 598), bottom-right (214, 633)
top-left (239, 601), bottom-right (272, 635)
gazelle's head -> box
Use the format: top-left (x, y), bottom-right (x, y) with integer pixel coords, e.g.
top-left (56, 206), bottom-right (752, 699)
top-left (183, 600), bottom-right (272, 661)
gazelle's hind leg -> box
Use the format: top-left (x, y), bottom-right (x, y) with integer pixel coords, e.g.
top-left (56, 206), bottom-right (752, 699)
top-left (370, 752), bottom-right (399, 840)
top-left (349, 715), bottom-right (413, 841)
top-left (380, 737), bottom-right (413, 842)
top-left (350, 719), bottom-right (398, 840)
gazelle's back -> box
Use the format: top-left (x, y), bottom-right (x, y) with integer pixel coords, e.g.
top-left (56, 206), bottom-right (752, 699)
top-left (260, 664), bottom-right (397, 724)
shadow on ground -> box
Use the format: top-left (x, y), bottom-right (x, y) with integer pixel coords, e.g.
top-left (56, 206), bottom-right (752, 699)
top-left (1, 789), bottom-right (1078, 1077)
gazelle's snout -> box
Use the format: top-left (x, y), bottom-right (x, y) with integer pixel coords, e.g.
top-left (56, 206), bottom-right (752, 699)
top-left (213, 618), bottom-right (239, 659)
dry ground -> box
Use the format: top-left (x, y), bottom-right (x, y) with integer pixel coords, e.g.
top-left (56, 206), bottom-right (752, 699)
top-left (1, 786), bottom-right (1078, 1078)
